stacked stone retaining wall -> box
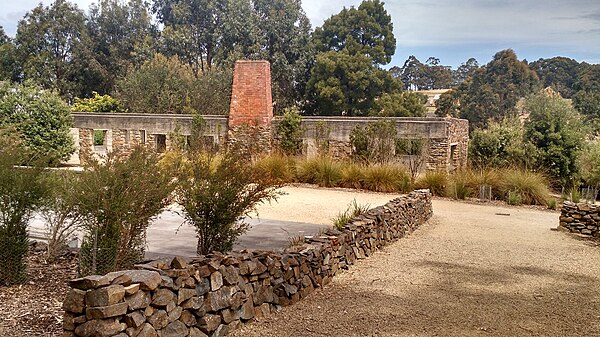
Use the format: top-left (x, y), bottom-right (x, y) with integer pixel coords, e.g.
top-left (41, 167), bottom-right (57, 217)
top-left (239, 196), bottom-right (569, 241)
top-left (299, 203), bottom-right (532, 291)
top-left (559, 201), bottom-right (600, 237)
top-left (63, 190), bottom-right (432, 337)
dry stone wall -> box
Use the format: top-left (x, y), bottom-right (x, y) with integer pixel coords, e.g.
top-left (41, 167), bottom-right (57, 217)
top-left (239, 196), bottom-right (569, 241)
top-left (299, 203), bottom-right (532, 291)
top-left (559, 202), bottom-right (600, 237)
top-left (63, 190), bottom-right (432, 337)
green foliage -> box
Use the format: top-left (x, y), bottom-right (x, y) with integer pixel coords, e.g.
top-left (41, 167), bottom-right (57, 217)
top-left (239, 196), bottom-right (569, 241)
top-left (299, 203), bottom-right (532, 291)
top-left (176, 148), bottom-right (281, 254)
top-left (40, 170), bottom-right (84, 261)
top-left (547, 198), bottom-right (557, 210)
top-left (469, 117), bottom-right (532, 169)
top-left (350, 120), bottom-right (397, 164)
top-left (580, 141), bottom-right (600, 187)
top-left (72, 92), bottom-right (123, 112)
top-left (371, 91), bottom-right (427, 117)
top-left (529, 57), bottom-right (580, 98)
top-left (15, 0), bottom-right (100, 99)
top-left (296, 156), bottom-right (342, 187)
top-left (499, 168), bottom-right (549, 206)
top-left (524, 92), bottom-right (586, 187)
top-left (453, 58), bottom-right (480, 85)
top-left (332, 199), bottom-right (370, 230)
top-left (93, 130), bottom-right (105, 146)
top-left (0, 130), bottom-right (47, 285)
top-left (397, 56), bottom-right (453, 91)
top-left (0, 29), bottom-right (20, 82)
top-left (0, 82), bottom-right (74, 164)
top-left (115, 54), bottom-right (232, 115)
top-left (254, 154), bottom-right (295, 184)
top-left (447, 170), bottom-right (472, 200)
top-left (340, 163), bottom-right (365, 189)
top-left (276, 107), bottom-right (304, 155)
top-left (77, 147), bottom-right (173, 275)
top-left (416, 171), bottom-right (448, 196)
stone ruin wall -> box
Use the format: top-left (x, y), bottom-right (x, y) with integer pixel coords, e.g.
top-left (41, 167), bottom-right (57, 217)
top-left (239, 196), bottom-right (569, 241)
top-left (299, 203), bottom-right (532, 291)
top-left (559, 201), bottom-right (600, 237)
top-left (63, 190), bottom-right (432, 337)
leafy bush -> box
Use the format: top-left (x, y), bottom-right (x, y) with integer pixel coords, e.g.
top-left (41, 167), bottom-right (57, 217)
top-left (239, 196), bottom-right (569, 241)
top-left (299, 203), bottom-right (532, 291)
top-left (362, 163), bottom-right (411, 193)
top-left (415, 171), bottom-right (448, 196)
top-left (176, 147), bottom-right (281, 254)
top-left (579, 141), bottom-right (600, 187)
top-left (469, 117), bottom-right (532, 169)
top-left (77, 147), bottom-right (173, 275)
top-left (499, 168), bottom-right (549, 206)
top-left (350, 120), bottom-right (397, 164)
top-left (332, 199), bottom-right (370, 230)
top-left (276, 107), bottom-right (303, 155)
top-left (72, 92), bottom-right (123, 112)
top-left (0, 130), bottom-right (47, 285)
top-left (0, 82), bottom-right (74, 164)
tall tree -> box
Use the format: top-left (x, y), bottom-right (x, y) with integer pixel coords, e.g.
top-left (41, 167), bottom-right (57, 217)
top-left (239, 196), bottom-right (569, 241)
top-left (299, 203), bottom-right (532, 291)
top-left (453, 57), bottom-right (479, 85)
top-left (253, 0), bottom-right (313, 113)
top-left (423, 57), bottom-right (452, 89)
top-left (529, 57), bottom-right (580, 98)
top-left (0, 27), bottom-right (20, 82)
top-left (400, 55), bottom-right (426, 91)
top-left (306, 0), bottom-right (398, 115)
top-left (87, 0), bottom-right (157, 94)
top-left (15, 0), bottom-right (100, 99)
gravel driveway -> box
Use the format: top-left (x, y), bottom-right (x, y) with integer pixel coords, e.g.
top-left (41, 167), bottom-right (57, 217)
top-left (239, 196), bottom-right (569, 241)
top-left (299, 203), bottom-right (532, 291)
top-left (230, 194), bottom-right (600, 337)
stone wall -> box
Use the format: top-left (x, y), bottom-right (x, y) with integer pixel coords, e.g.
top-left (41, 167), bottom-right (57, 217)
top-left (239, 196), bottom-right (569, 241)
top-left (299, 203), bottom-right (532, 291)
top-left (63, 190), bottom-right (432, 337)
top-left (558, 202), bottom-right (600, 237)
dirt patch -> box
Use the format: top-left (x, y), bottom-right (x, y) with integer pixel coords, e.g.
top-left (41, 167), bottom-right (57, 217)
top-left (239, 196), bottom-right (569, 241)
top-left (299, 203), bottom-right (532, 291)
top-left (230, 199), bottom-right (600, 337)
top-left (0, 244), bottom-right (77, 337)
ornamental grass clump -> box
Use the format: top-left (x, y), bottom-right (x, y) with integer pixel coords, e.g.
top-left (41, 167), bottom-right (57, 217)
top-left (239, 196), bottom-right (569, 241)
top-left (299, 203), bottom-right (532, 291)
top-left (362, 163), bottom-right (411, 193)
top-left (499, 168), bottom-right (549, 206)
top-left (415, 171), bottom-right (448, 196)
top-left (332, 199), bottom-right (371, 230)
top-left (340, 162), bottom-right (366, 189)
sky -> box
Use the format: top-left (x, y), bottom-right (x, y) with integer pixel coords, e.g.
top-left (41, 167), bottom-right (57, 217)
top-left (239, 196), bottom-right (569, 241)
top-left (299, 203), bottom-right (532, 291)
top-left (1, 0), bottom-right (599, 68)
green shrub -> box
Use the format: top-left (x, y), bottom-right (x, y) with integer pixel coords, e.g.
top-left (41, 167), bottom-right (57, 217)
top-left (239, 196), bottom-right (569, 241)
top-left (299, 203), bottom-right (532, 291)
top-left (362, 164), bottom-right (410, 193)
top-left (72, 92), bottom-right (123, 112)
top-left (547, 198), bottom-right (557, 210)
top-left (332, 199), bottom-right (370, 230)
top-left (468, 167), bottom-right (501, 199)
top-left (276, 107), bottom-right (303, 155)
top-left (507, 191), bottom-right (522, 205)
top-left (350, 120), bottom-right (397, 164)
top-left (499, 168), bottom-right (549, 205)
top-left (340, 163), bottom-right (365, 189)
top-left (295, 156), bottom-right (342, 187)
top-left (254, 154), bottom-right (294, 184)
top-left (416, 171), bottom-right (448, 196)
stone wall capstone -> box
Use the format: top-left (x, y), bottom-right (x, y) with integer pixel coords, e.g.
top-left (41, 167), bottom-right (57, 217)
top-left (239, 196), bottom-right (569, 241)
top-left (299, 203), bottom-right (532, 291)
top-left (63, 190), bottom-right (432, 337)
top-left (559, 201), bottom-right (600, 237)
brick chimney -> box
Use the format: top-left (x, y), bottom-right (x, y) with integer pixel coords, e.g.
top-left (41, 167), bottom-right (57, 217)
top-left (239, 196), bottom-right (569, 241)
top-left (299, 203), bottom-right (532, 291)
top-left (228, 60), bottom-right (273, 128)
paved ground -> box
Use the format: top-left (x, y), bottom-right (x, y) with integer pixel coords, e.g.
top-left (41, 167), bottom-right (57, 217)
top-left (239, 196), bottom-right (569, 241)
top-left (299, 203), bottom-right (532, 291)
top-left (229, 195), bottom-right (600, 337)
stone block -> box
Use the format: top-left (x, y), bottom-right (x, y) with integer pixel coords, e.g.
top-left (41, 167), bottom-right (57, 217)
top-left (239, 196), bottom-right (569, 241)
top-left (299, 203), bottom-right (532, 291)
top-left (152, 288), bottom-right (176, 307)
top-left (86, 302), bottom-right (128, 319)
top-left (125, 290), bottom-right (151, 310)
top-left (85, 285), bottom-right (125, 307)
top-left (125, 270), bottom-right (162, 291)
top-left (63, 288), bottom-right (86, 313)
top-left (197, 314), bottom-right (221, 334)
top-left (162, 321), bottom-right (189, 337)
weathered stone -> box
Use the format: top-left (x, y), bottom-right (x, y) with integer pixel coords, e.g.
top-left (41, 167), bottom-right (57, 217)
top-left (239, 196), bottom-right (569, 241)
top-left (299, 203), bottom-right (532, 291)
top-left (135, 323), bottom-right (158, 337)
top-left (196, 265), bottom-right (211, 279)
top-left (63, 331), bottom-right (76, 337)
top-left (171, 256), bottom-right (188, 269)
top-left (125, 311), bottom-right (146, 328)
top-left (227, 319), bottom-right (241, 332)
top-left (180, 310), bottom-right (197, 327)
top-left (230, 291), bottom-right (245, 309)
top-left (196, 278), bottom-right (211, 296)
top-left (220, 308), bottom-right (239, 324)
top-left (166, 299), bottom-right (176, 312)
top-left (110, 273), bottom-right (132, 286)
top-left (63, 288), bottom-right (86, 313)
top-left (125, 289), bottom-right (151, 310)
top-left (161, 275), bottom-right (176, 290)
top-left (86, 302), bottom-right (128, 319)
top-left (197, 314), bottom-right (221, 333)
top-left (219, 266), bottom-right (239, 286)
top-left (148, 309), bottom-right (169, 330)
top-left (253, 285), bottom-right (273, 306)
top-left (204, 286), bottom-right (234, 311)
top-left (282, 283), bottom-right (297, 296)
top-left (144, 305), bottom-right (155, 317)
top-left (167, 306), bottom-right (182, 322)
top-left (85, 285), bottom-right (125, 307)
top-left (210, 324), bottom-right (228, 337)
top-left (237, 300), bottom-right (255, 320)
top-left (210, 271), bottom-right (223, 291)
top-left (254, 303), bottom-right (271, 320)
top-left (181, 296), bottom-right (203, 310)
top-left (178, 288), bottom-right (197, 305)
top-left (189, 327), bottom-right (209, 337)
top-left (152, 288), bottom-right (176, 307)
top-left (63, 312), bottom-right (75, 330)
top-left (162, 321), bottom-right (189, 337)
top-left (74, 318), bottom-right (126, 337)
top-left (124, 283), bottom-right (140, 295)
top-left (124, 270), bottom-right (162, 291)
top-left (69, 275), bottom-right (111, 290)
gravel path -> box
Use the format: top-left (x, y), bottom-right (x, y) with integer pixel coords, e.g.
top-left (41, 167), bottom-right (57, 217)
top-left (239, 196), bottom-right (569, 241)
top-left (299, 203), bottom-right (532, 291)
top-left (231, 196), bottom-right (600, 337)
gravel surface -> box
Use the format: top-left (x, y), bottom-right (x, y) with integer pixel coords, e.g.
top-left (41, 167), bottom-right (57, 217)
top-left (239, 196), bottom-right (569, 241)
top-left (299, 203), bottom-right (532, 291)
top-left (231, 197), bottom-right (600, 337)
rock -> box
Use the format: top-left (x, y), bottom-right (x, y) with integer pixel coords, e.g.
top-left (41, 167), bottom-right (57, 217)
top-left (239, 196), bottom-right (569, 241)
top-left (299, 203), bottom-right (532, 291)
top-left (110, 273), bottom-right (132, 286)
top-left (254, 303), bottom-right (270, 320)
top-left (167, 306), bottom-right (182, 322)
top-left (178, 288), bottom-right (197, 305)
top-left (181, 296), bottom-right (203, 310)
top-left (219, 266), bottom-right (239, 286)
top-left (196, 278), bottom-right (211, 296)
top-left (125, 290), bottom-right (151, 310)
top-left (124, 270), bottom-right (162, 291)
top-left (253, 285), bottom-right (273, 306)
top-left (152, 288), bottom-right (176, 307)
top-left (197, 314), bottom-right (221, 333)
top-left (171, 256), bottom-right (189, 269)
top-left (69, 275), bottom-right (111, 290)
top-left (189, 327), bottom-right (209, 337)
top-left (211, 324), bottom-right (228, 337)
top-left (180, 310), bottom-right (197, 327)
top-left (282, 283), bottom-right (297, 296)
top-left (196, 265), bottom-right (211, 278)
top-left (204, 286), bottom-right (233, 311)
top-left (162, 321), bottom-right (189, 337)
top-left (125, 311), bottom-right (146, 328)
top-left (85, 285), bottom-right (125, 307)
top-left (63, 312), bottom-right (75, 330)
top-left (124, 284), bottom-right (140, 295)
top-left (210, 271), bottom-right (223, 291)
top-left (74, 318), bottom-right (126, 337)
top-left (220, 308), bottom-right (239, 324)
top-left (237, 300), bottom-right (255, 320)
top-left (148, 309), bottom-right (169, 330)
top-left (86, 302), bottom-right (128, 319)
top-left (63, 288), bottom-right (86, 313)
top-left (135, 323), bottom-right (158, 337)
